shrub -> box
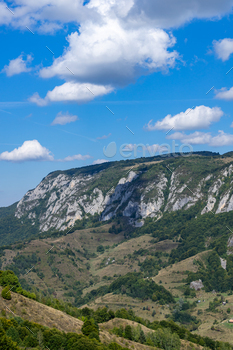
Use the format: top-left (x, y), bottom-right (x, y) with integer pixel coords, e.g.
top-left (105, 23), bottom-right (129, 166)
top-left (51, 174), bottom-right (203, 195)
top-left (81, 319), bottom-right (99, 338)
top-left (97, 245), bottom-right (105, 254)
top-left (1, 286), bottom-right (11, 300)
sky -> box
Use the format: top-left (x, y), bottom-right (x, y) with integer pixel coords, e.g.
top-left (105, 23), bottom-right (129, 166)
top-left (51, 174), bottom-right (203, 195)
top-left (1, 0), bottom-right (233, 207)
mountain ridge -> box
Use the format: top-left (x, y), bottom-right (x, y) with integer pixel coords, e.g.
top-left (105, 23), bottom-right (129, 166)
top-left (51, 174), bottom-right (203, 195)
top-left (11, 152), bottom-right (233, 235)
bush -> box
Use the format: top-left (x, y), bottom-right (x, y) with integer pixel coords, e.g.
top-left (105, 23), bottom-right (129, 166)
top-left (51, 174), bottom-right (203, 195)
top-left (81, 319), bottom-right (99, 338)
top-left (124, 325), bottom-right (132, 340)
top-left (97, 245), bottom-right (105, 254)
top-left (89, 331), bottom-right (100, 341)
top-left (1, 286), bottom-right (11, 300)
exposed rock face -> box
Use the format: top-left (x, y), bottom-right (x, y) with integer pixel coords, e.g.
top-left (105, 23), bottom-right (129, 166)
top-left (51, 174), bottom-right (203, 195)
top-left (220, 257), bottom-right (227, 269)
top-left (190, 279), bottom-right (204, 291)
top-left (14, 160), bottom-right (233, 233)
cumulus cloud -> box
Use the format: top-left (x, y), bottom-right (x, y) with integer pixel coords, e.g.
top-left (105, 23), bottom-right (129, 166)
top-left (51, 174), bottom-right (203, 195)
top-left (29, 0), bottom-right (179, 104)
top-left (93, 159), bottom-right (109, 164)
top-left (51, 111), bottom-right (78, 126)
top-left (167, 130), bottom-right (233, 147)
top-left (29, 82), bottom-right (114, 105)
top-left (4, 0), bottom-right (233, 104)
top-left (215, 87), bottom-right (233, 100)
top-left (125, 0), bottom-right (233, 29)
top-left (167, 131), bottom-right (212, 144)
top-left (2, 54), bottom-right (32, 77)
top-left (2, 0), bottom-right (233, 31)
top-left (39, 23), bottom-right (178, 86)
top-left (0, 140), bottom-right (92, 162)
top-left (145, 105), bottom-right (224, 131)
top-left (213, 38), bottom-right (233, 61)
top-left (0, 0), bottom-right (90, 33)
top-left (0, 140), bottom-right (54, 162)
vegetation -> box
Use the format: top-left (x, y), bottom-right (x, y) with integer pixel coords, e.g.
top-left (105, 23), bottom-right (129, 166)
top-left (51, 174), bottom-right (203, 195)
top-left (137, 204), bottom-right (233, 264)
top-left (112, 323), bottom-right (181, 349)
top-left (1, 285), bottom-right (11, 300)
top-left (1, 153), bottom-right (233, 348)
top-left (186, 251), bottom-right (233, 292)
top-left (74, 272), bottom-right (174, 306)
top-left (0, 270), bottom-right (36, 300)
top-left (0, 316), bottom-right (131, 350)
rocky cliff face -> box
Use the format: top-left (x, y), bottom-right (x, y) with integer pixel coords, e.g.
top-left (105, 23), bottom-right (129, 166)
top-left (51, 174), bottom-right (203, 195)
top-left (14, 156), bottom-right (233, 233)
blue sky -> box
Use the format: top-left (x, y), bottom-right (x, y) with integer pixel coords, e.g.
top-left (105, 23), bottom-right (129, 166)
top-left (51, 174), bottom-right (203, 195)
top-left (1, 0), bottom-right (233, 206)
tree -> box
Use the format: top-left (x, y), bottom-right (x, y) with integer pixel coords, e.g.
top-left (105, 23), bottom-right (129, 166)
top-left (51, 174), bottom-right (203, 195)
top-left (6, 327), bottom-right (20, 343)
top-left (81, 319), bottom-right (99, 338)
top-left (124, 325), bottom-right (132, 340)
top-left (0, 270), bottom-right (20, 289)
top-left (0, 334), bottom-right (19, 350)
top-left (139, 329), bottom-right (146, 344)
top-left (1, 286), bottom-right (11, 300)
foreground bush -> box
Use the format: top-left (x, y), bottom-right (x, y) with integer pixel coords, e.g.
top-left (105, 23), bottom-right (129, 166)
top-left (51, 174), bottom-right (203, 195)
top-left (1, 286), bottom-right (11, 300)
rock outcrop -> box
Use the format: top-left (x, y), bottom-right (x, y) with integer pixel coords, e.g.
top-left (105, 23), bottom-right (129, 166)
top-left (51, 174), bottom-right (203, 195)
top-left (13, 158), bottom-right (233, 233)
top-left (190, 279), bottom-right (204, 291)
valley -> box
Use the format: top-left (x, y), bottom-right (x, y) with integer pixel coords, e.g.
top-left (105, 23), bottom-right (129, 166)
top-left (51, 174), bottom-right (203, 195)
top-left (1, 152), bottom-right (233, 349)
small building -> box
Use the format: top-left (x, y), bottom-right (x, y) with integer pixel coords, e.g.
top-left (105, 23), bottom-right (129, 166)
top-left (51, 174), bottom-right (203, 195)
top-left (228, 319), bottom-right (233, 323)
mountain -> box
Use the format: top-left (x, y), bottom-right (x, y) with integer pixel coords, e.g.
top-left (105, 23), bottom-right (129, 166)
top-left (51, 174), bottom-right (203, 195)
top-left (0, 151), bottom-right (232, 245)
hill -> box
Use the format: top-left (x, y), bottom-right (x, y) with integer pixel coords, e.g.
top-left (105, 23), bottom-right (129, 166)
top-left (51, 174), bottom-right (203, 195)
top-left (0, 283), bottom-right (231, 350)
top-left (1, 152), bottom-right (233, 347)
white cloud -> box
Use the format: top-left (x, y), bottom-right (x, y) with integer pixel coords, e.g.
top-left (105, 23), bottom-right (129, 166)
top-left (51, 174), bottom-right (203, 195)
top-left (146, 144), bottom-right (160, 155)
top-left (209, 130), bottom-right (233, 146)
top-left (0, 140), bottom-right (53, 162)
top-left (38, 20), bottom-right (178, 89)
top-left (0, 0), bottom-right (89, 33)
top-left (125, 0), bottom-right (233, 29)
top-left (167, 131), bottom-right (212, 144)
top-left (96, 133), bottom-right (112, 140)
top-left (4, 0), bottom-right (233, 103)
top-left (215, 87), bottom-right (233, 100)
top-left (29, 92), bottom-right (47, 107)
top-left (0, 140), bottom-right (92, 162)
top-left (29, 82), bottom-right (114, 105)
top-left (32, 1), bottom-right (179, 104)
top-left (2, 0), bottom-right (233, 31)
top-left (213, 38), bottom-right (233, 61)
top-left (167, 130), bottom-right (233, 147)
top-left (62, 154), bottom-right (92, 161)
top-left (2, 54), bottom-right (32, 77)
top-left (145, 105), bottom-right (224, 131)
top-left (51, 111), bottom-right (78, 126)
top-left (93, 159), bottom-right (109, 164)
